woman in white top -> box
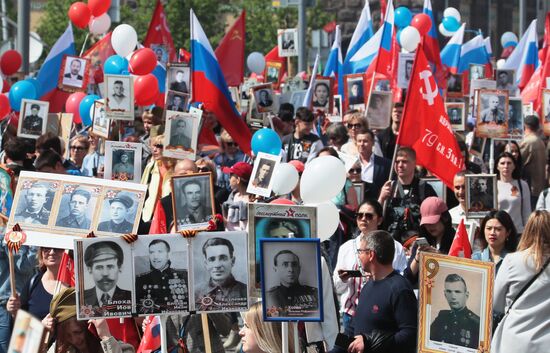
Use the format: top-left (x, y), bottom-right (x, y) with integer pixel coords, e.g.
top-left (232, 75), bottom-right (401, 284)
top-left (496, 152), bottom-right (531, 233)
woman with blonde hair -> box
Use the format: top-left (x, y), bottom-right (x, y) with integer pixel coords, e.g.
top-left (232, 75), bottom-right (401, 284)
top-left (491, 210), bottom-right (550, 353)
top-left (240, 302), bottom-right (294, 353)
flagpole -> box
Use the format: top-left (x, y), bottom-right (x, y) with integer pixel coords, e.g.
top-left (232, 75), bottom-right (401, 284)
top-left (159, 315), bottom-right (168, 353)
top-left (79, 33), bottom-right (90, 57)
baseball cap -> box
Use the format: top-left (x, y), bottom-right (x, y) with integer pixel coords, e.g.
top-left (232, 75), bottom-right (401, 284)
top-left (288, 160), bottom-right (305, 174)
top-left (223, 162), bottom-right (253, 181)
top-left (420, 197), bottom-right (448, 225)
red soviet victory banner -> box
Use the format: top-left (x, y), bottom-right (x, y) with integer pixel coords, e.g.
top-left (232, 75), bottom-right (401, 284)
top-left (143, 0), bottom-right (177, 63)
top-left (397, 44), bottom-right (463, 189)
top-left (215, 10), bottom-right (245, 87)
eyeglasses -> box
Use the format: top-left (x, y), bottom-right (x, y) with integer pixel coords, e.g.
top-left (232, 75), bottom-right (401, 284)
top-left (153, 144), bottom-right (164, 149)
top-left (349, 168), bottom-right (361, 174)
top-left (70, 145), bottom-right (86, 151)
top-left (356, 212), bottom-right (375, 221)
top-left (347, 123), bottom-right (362, 129)
top-left (197, 167), bottom-right (209, 172)
top-left (356, 248), bottom-right (372, 254)
top-left (225, 142), bottom-right (238, 147)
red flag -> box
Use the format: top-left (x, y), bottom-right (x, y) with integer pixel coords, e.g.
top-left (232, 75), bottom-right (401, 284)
top-left (83, 32), bottom-right (116, 87)
top-left (149, 199), bottom-right (167, 234)
top-left (215, 10), bottom-right (245, 87)
top-left (448, 219), bottom-right (472, 258)
top-left (397, 44), bottom-right (463, 189)
top-left (56, 251), bottom-right (75, 287)
top-left (143, 0), bottom-right (177, 63)
top-left (107, 318), bottom-right (141, 350)
top-left (179, 48), bottom-right (191, 63)
top-left (137, 316), bottom-right (161, 353)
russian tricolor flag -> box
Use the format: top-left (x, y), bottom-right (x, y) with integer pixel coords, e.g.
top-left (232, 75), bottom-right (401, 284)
top-left (343, 1), bottom-right (373, 74)
top-left (323, 25), bottom-right (343, 94)
top-left (441, 23), bottom-right (465, 74)
top-left (190, 9), bottom-right (251, 154)
top-left (457, 34), bottom-right (490, 74)
top-left (423, 0), bottom-right (445, 86)
top-left (501, 19), bottom-right (539, 89)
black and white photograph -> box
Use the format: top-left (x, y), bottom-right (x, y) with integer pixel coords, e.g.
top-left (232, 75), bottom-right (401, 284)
top-left (96, 190), bottom-right (142, 234)
top-left (165, 90), bottom-right (189, 112)
top-left (397, 52), bottom-right (415, 89)
top-left (422, 178), bottom-right (446, 202)
top-left (75, 237), bottom-right (133, 319)
top-left (172, 172), bottom-right (215, 231)
top-left (374, 78), bottom-right (391, 92)
top-left (151, 44), bottom-right (168, 66)
top-left (91, 99), bottom-right (110, 139)
top-left (54, 184), bottom-right (99, 230)
top-left (104, 141), bottom-right (142, 183)
top-left (310, 77), bottom-right (333, 113)
top-left (192, 231), bottom-right (249, 313)
top-left (366, 91), bottom-right (392, 129)
top-left (542, 89), bottom-right (550, 136)
top-left (59, 55), bottom-right (90, 92)
top-left (247, 152), bottom-right (281, 197)
top-left (134, 234), bottom-right (189, 315)
top-left (278, 28), bottom-right (298, 57)
top-left (252, 84), bottom-right (276, 113)
top-left (469, 64), bottom-right (486, 81)
top-left (265, 61), bottom-right (283, 89)
top-left (447, 73), bottom-right (463, 96)
top-left (445, 102), bottom-right (466, 131)
top-left (476, 89), bottom-right (509, 139)
top-left (495, 69), bottom-right (517, 96)
top-left (507, 98), bottom-right (524, 139)
top-left (104, 74), bottom-right (134, 120)
top-left (344, 74), bottom-right (365, 110)
top-left (465, 174), bottom-right (497, 218)
top-left (18, 99), bottom-right (49, 139)
top-left (260, 238), bottom-right (323, 321)
top-left (289, 90), bottom-right (307, 111)
top-left (418, 253), bottom-right (494, 353)
top-left (332, 94), bottom-right (342, 118)
top-left (166, 63), bottom-right (190, 94)
top-left (11, 180), bottom-right (57, 227)
top-left (163, 111), bottom-right (201, 160)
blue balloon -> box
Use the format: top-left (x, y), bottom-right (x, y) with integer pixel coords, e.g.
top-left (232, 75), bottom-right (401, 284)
top-left (78, 94), bottom-right (100, 126)
top-left (504, 41), bottom-right (517, 48)
top-left (25, 78), bottom-right (41, 98)
top-left (104, 55), bottom-right (129, 75)
top-left (152, 65), bottom-right (166, 93)
top-left (442, 16), bottom-right (460, 32)
top-left (251, 128), bottom-right (282, 156)
top-left (395, 7), bottom-right (412, 29)
top-left (9, 80), bottom-right (37, 112)
top-left (396, 28), bottom-right (404, 46)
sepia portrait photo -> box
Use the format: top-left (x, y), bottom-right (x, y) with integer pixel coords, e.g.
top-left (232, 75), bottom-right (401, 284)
top-left (59, 55), bottom-right (90, 92)
top-left (278, 28), bottom-right (298, 57)
top-left (163, 111), bottom-right (201, 160)
top-left (253, 84), bottom-right (276, 113)
top-left (172, 173), bottom-right (215, 231)
top-left (151, 44), bottom-right (168, 66)
top-left (54, 184), bottom-right (99, 231)
top-left (465, 174), bottom-right (497, 218)
top-left (495, 69), bottom-right (517, 96)
top-left (166, 63), bottom-right (190, 94)
top-left (445, 102), bottom-right (466, 131)
top-left (247, 152), bottom-right (281, 197)
top-left (18, 99), bottom-right (49, 139)
top-left (476, 89), bottom-right (509, 139)
top-left (344, 74), bottom-right (365, 111)
top-left (310, 77), bottom-right (333, 113)
top-left (265, 61), bottom-right (283, 89)
top-left (104, 141), bottom-right (142, 183)
top-left (366, 91), bottom-right (392, 129)
top-left (104, 74), bottom-right (134, 120)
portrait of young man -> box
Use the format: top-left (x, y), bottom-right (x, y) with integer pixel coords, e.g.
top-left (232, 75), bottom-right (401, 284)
top-left (21, 102), bottom-right (46, 137)
top-left (97, 193), bottom-right (136, 233)
top-left (174, 177), bottom-right (213, 230)
top-left (55, 188), bottom-right (94, 230)
top-left (169, 67), bottom-right (189, 94)
top-left (14, 182), bottom-right (51, 225)
top-left (251, 158), bottom-right (276, 190)
top-left (112, 150), bottom-right (135, 180)
top-left (169, 118), bottom-right (192, 148)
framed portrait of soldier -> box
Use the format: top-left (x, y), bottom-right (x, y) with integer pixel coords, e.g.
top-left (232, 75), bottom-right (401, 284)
top-left (151, 44), bottom-right (168, 66)
top-left (172, 172), bottom-right (215, 231)
top-left (58, 55), bottom-right (90, 92)
top-left (310, 77), bottom-right (333, 113)
top-left (278, 28), bottom-right (298, 57)
top-left (260, 238), bottom-right (323, 321)
top-left (75, 237), bottom-right (134, 319)
top-left (469, 64), bottom-right (486, 81)
top-left (134, 234), bottom-right (189, 315)
top-left (290, 90), bottom-right (307, 111)
top-left (468, 79), bottom-right (496, 101)
top-left (0, 166), bottom-right (14, 219)
top-left (332, 94), bottom-right (343, 118)
top-left (344, 74), bottom-right (365, 111)
top-left (163, 110), bottom-right (201, 160)
top-left (166, 63), bottom-right (190, 94)
top-left (265, 61), bottom-right (283, 89)
top-left (475, 89), bottom-right (509, 139)
top-left (495, 69), bottom-right (517, 96)
top-left (96, 190), bottom-right (143, 235)
top-left (91, 99), bottom-right (110, 139)
top-left (397, 52), bottom-right (415, 89)
top-left (522, 102), bottom-right (533, 116)
top-left (445, 102), bottom-right (466, 131)
top-left (542, 89), bottom-right (550, 136)
top-left (465, 174), bottom-right (497, 218)
top-left (192, 231), bottom-right (249, 313)
top-left (18, 99), bottom-right (49, 139)
top-left (53, 184), bottom-right (100, 231)
top-left (447, 73), bottom-right (463, 97)
top-left (104, 141), bottom-right (142, 183)
top-left (247, 152), bottom-right (281, 197)
top-left (10, 178), bottom-right (58, 229)
top-left (366, 91), bottom-right (392, 129)
top-left (418, 253), bottom-right (494, 353)
top-left (507, 98), bottom-right (524, 139)
top-left (7, 310), bottom-right (46, 353)
top-left (165, 90), bottom-right (190, 113)
top-left (252, 84), bottom-right (276, 113)
top-left (104, 74), bottom-right (134, 120)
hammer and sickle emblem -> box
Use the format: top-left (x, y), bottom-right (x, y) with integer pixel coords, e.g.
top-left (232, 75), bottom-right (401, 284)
top-left (419, 70), bottom-right (437, 106)
top-left (231, 30), bottom-right (242, 41)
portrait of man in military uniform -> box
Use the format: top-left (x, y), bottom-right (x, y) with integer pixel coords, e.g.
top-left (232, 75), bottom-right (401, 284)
top-left (97, 192), bottom-right (136, 234)
top-left (173, 175), bottom-right (214, 231)
top-left (466, 175), bottom-right (496, 217)
top-left (111, 150), bottom-right (135, 180)
top-left (20, 101), bottom-right (48, 138)
top-left (169, 118), bottom-right (192, 148)
top-left (55, 187), bottom-right (95, 230)
top-left (251, 158), bottom-right (275, 189)
top-left (13, 182), bottom-right (52, 225)
top-left (430, 274), bottom-right (480, 349)
top-left (135, 238), bottom-right (189, 314)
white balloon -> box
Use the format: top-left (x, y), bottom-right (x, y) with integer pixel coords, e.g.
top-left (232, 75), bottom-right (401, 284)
top-left (271, 163), bottom-right (299, 196)
top-left (315, 202), bottom-right (340, 241)
top-left (438, 23), bottom-right (454, 37)
top-left (501, 32), bottom-right (519, 48)
top-left (111, 24), bottom-right (138, 57)
top-left (300, 155), bottom-right (346, 204)
top-left (496, 59), bottom-right (506, 69)
top-left (89, 14), bottom-right (111, 35)
top-left (247, 52), bottom-right (266, 75)
top-left (443, 7), bottom-right (461, 22)
top-left (400, 26), bottom-right (421, 52)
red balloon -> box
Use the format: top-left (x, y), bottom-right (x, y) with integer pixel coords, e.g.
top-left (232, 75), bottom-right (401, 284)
top-left (0, 50), bottom-right (22, 75)
top-left (411, 13), bottom-right (432, 36)
top-left (155, 92), bottom-right (166, 108)
top-left (65, 92), bottom-right (87, 123)
top-left (2, 79), bottom-right (10, 93)
top-left (0, 94), bottom-right (10, 118)
top-left (134, 74), bottom-right (160, 106)
top-left (88, 0), bottom-right (111, 17)
top-left (269, 198), bottom-right (296, 205)
top-left (129, 48), bottom-right (157, 76)
top-left (68, 2), bottom-right (92, 29)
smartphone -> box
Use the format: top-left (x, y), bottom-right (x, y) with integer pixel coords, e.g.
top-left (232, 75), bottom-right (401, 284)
top-left (338, 269), bottom-right (362, 277)
top-left (414, 237), bottom-right (429, 247)
top-left (334, 333), bottom-right (353, 349)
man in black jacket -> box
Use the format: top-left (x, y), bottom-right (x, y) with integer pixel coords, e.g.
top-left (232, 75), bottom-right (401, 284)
top-left (356, 130), bottom-right (391, 200)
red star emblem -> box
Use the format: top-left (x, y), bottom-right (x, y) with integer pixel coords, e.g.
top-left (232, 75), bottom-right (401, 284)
top-left (286, 208), bottom-right (296, 217)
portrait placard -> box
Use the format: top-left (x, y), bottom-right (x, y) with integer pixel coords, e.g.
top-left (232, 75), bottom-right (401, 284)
top-left (469, 64), bottom-right (486, 81)
top-left (75, 237), bottom-right (133, 319)
top-left (247, 152), bottom-right (281, 197)
top-left (96, 189), bottom-right (144, 235)
top-left (465, 174), bottom-right (497, 218)
top-left (522, 102), bottom-right (533, 116)
top-left (134, 234), bottom-right (189, 315)
top-left (166, 63), bottom-right (190, 94)
top-left (542, 89), bottom-right (550, 136)
top-left (290, 90), bottom-right (307, 111)
top-left (7, 310), bottom-right (46, 353)
top-left (495, 69), bottom-right (517, 96)
top-left (91, 99), bottom-right (110, 138)
top-left (104, 141), bottom-right (142, 183)
top-left (248, 203), bottom-right (317, 295)
top-left (0, 166), bottom-right (14, 219)
top-left (397, 52), bottom-right (415, 89)
top-left (171, 172), bottom-right (215, 231)
top-left (265, 61), bottom-right (283, 89)
top-left (365, 91), bottom-right (392, 129)
top-left (447, 73), bottom-right (463, 97)
top-left (191, 231), bottom-right (249, 313)
top-left (468, 79), bottom-right (496, 101)
top-left (421, 178), bottom-right (446, 203)
top-left (260, 238), bottom-right (323, 321)
top-left (344, 74), bottom-right (365, 111)
top-left (54, 184), bottom-right (101, 231)
top-left (165, 90), bottom-right (190, 112)
top-left (18, 99), bottom-right (49, 139)
top-left (507, 97), bottom-right (524, 139)
top-left (310, 76), bottom-right (334, 113)
top-left (418, 253), bottom-right (494, 353)
top-left (163, 110), bottom-right (201, 160)
top-left (150, 44), bottom-right (168, 66)
top-left (352, 182), bottom-right (364, 205)
top-left (445, 102), bottom-right (466, 131)
top-left (333, 94), bottom-right (343, 118)
top-left (277, 28), bottom-right (298, 57)
top-left (252, 83), bottom-right (276, 113)
top-left (58, 55), bottom-right (90, 92)
top-left (475, 89), bottom-right (509, 138)
top-left (104, 74), bottom-right (134, 120)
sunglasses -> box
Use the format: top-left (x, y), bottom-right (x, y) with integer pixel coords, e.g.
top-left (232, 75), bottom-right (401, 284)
top-left (153, 144), bottom-right (164, 149)
top-left (349, 168), bottom-right (361, 174)
top-left (198, 167), bottom-right (210, 172)
top-left (347, 123), bottom-right (362, 129)
top-left (356, 212), bottom-right (375, 221)
top-left (70, 146), bottom-right (86, 151)
top-left (225, 142), bottom-right (238, 147)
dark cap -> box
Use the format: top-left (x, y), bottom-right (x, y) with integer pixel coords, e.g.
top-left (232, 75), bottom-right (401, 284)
top-left (31, 104), bottom-right (40, 110)
top-left (72, 188), bottom-right (91, 201)
top-left (84, 241), bottom-right (123, 267)
top-left (524, 115), bottom-right (540, 131)
top-left (222, 162), bottom-right (252, 181)
top-left (109, 194), bottom-right (133, 209)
